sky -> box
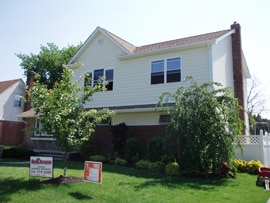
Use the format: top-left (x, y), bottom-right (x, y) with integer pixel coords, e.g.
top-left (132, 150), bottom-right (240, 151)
top-left (0, 0), bottom-right (269, 118)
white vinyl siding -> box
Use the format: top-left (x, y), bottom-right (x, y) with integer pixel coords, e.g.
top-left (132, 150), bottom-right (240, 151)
top-left (212, 35), bottom-right (234, 90)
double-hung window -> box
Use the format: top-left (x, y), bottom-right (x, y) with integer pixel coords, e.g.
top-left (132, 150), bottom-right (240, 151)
top-left (85, 68), bottom-right (114, 91)
top-left (14, 94), bottom-right (22, 107)
top-left (151, 57), bottom-right (181, 84)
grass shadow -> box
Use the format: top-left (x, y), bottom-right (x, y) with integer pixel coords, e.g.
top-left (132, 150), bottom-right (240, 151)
top-left (69, 192), bottom-right (93, 200)
top-left (0, 178), bottom-right (44, 202)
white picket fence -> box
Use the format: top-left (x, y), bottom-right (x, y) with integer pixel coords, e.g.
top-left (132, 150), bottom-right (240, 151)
top-left (235, 131), bottom-right (270, 167)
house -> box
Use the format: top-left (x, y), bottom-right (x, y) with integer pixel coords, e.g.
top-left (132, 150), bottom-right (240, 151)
top-left (0, 79), bottom-right (25, 121)
top-left (20, 22), bottom-right (251, 157)
top-left (68, 22), bottom-right (250, 132)
top-left (0, 78), bottom-right (26, 146)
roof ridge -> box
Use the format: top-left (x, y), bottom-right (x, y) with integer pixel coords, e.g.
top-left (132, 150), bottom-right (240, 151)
top-left (134, 29), bottom-right (231, 53)
top-left (100, 27), bottom-right (137, 53)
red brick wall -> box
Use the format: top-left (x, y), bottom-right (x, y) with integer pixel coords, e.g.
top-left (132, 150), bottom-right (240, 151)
top-left (93, 125), bottom-right (167, 158)
top-left (231, 22), bottom-right (245, 122)
top-left (0, 120), bottom-right (25, 146)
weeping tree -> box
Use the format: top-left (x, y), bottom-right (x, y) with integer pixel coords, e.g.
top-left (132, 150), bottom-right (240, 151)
top-left (30, 64), bottom-right (113, 176)
top-left (158, 76), bottom-right (244, 174)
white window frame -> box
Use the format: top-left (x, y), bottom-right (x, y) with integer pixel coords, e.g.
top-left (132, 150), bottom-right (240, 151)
top-left (14, 94), bottom-right (22, 107)
top-left (34, 118), bottom-right (53, 137)
top-left (150, 57), bottom-right (181, 85)
top-left (85, 68), bottom-right (114, 91)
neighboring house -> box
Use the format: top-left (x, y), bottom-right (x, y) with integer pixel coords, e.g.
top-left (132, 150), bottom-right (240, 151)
top-left (68, 22), bottom-right (250, 132)
top-left (0, 79), bottom-right (26, 146)
top-left (0, 79), bottom-right (25, 121)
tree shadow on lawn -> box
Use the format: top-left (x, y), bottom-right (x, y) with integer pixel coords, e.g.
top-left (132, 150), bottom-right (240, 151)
top-left (133, 175), bottom-right (233, 191)
top-left (0, 178), bottom-right (44, 202)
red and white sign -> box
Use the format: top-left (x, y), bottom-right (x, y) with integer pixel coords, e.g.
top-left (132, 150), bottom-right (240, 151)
top-left (30, 156), bottom-right (53, 178)
top-left (83, 161), bottom-right (102, 184)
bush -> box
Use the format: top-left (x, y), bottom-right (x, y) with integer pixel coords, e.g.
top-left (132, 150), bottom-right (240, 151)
top-left (165, 161), bottom-right (181, 176)
top-left (114, 158), bottom-right (127, 165)
top-left (232, 159), bottom-right (263, 174)
top-left (135, 160), bottom-right (149, 169)
top-left (3, 146), bottom-right (35, 160)
top-left (148, 161), bottom-right (165, 173)
top-left (89, 155), bottom-right (107, 162)
top-left (111, 123), bottom-right (127, 158)
top-left (80, 137), bottom-right (95, 160)
top-left (147, 136), bottom-right (163, 162)
top-left (126, 137), bottom-right (140, 165)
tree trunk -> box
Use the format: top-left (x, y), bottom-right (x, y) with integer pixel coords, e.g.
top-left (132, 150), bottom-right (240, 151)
top-left (63, 151), bottom-right (68, 177)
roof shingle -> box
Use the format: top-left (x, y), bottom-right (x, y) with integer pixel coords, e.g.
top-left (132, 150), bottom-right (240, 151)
top-left (0, 79), bottom-right (21, 94)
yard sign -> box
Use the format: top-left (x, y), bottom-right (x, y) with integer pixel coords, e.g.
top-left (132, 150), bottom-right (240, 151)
top-left (30, 156), bottom-right (53, 178)
top-left (83, 161), bottom-right (102, 184)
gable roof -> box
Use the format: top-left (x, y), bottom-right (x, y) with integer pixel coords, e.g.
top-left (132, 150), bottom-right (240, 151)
top-left (68, 27), bottom-right (234, 64)
top-left (0, 79), bottom-right (22, 94)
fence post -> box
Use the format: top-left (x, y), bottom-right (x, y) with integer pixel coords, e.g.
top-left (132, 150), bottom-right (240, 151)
top-left (259, 130), bottom-right (266, 166)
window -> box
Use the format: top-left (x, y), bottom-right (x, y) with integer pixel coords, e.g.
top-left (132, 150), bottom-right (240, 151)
top-left (84, 69), bottom-right (114, 91)
top-left (151, 57), bottom-right (181, 84)
top-left (167, 58), bottom-right (181, 83)
top-left (159, 115), bottom-right (171, 124)
top-left (14, 94), bottom-right (22, 107)
top-left (34, 118), bottom-right (53, 136)
top-left (105, 69), bottom-right (114, 91)
top-left (151, 60), bottom-right (164, 84)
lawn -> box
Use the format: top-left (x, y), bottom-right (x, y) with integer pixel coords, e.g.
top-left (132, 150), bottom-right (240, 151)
top-left (0, 159), bottom-right (269, 203)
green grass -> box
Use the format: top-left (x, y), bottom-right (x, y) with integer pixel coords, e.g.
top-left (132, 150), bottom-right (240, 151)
top-left (0, 159), bottom-right (269, 203)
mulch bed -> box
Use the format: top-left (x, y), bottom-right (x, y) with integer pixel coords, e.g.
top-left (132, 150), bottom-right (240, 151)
top-left (42, 175), bottom-right (83, 185)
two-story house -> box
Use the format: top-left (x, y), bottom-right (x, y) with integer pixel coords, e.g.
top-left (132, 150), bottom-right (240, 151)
top-left (68, 22), bottom-right (250, 134)
top-left (0, 79), bottom-right (25, 121)
top-left (0, 78), bottom-right (25, 146)
top-left (20, 22), bottom-right (250, 157)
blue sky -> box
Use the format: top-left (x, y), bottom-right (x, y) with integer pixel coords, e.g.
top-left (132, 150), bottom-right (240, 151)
top-left (1, 0), bottom-right (269, 117)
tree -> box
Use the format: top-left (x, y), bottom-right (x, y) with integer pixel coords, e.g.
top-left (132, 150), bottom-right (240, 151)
top-left (30, 64), bottom-right (113, 176)
top-left (247, 77), bottom-right (269, 118)
top-left (16, 43), bottom-right (80, 89)
top-left (158, 76), bottom-right (243, 174)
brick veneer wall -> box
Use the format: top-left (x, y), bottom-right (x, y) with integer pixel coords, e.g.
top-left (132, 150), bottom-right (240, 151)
top-left (93, 125), bottom-right (167, 158)
top-left (231, 22), bottom-right (245, 122)
top-left (0, 120), bottom-right (25, 146)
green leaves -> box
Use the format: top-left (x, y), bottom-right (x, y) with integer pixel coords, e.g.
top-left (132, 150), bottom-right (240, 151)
top-left (159, 76), bottom-right (244, 174)
top-left (16, 43), bottom-right (80, 89)
top-left (31, 64), bottom-right (113, 152)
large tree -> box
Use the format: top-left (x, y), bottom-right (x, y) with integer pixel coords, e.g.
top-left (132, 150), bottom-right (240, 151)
top-left (17, 43), bottom-right (80, 89)
top-left (30, 64), bottom-right (113, 176)
top-left (159, 76), bottom-right (243, 174)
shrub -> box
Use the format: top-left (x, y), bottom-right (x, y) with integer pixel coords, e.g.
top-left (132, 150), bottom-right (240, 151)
top-left (165, 161), bottom-right (181, 176)
top-left (80, 136), bottom-right (95, 160)
top-left (3, 146), bottom-right (35, 160)
top-left (147, 136), bottom-right (163, 162)
top-left (126, 137), bottom-right (140, 165)
top-left (148, 161), bottom-right (165, 173)
top-left (232, 159), bottom-right (263, 174)
top-left (89, 155), bottom-right (107, 162)
top-left (247, 160), bottom-right (263, 174)
top-left (135, 160), bottom-right (149, 169)
top-left (114, 158), bottom-right (127, 165)
top-left (111, 123), bottom-right (127, 158)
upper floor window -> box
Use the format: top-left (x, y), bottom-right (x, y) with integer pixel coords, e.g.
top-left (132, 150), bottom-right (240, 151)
top-left (151, 57), bottom-right (181, 84)
top-left (14, 94), bottom-right (22, 107)
top-left (85, 68), bottom-right (114, 91)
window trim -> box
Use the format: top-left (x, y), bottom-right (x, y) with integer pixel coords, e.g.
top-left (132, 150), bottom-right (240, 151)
top-left (85, 68), bottom-right (114, 91)
top-left (150, 56), bottom-right (181, 85)
top-left (14, 94), bottom-right (22, 107)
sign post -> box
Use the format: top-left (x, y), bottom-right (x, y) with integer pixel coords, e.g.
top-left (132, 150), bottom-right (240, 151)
top-left (83, 161), bottom-right (102, 184)
top-left (30, 156), bottom-right (53, 178)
